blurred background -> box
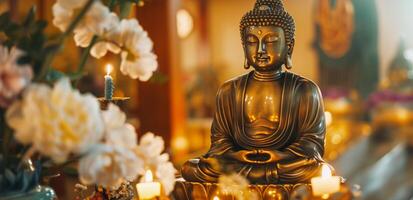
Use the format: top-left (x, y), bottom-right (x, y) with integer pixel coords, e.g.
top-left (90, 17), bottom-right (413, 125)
top-left (2, 0), bottom-right (413, 199)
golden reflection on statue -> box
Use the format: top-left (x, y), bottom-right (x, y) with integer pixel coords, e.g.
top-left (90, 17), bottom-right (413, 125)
top-left (181, 0), bottom-right (326, 184)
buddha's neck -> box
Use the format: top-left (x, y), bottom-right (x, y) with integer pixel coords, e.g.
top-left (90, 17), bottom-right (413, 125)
top-left (253, 70), bottom-right (283, 82)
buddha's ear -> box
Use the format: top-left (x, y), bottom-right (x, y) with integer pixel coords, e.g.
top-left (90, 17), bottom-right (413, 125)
top-left (285, 54), bottom-right (293, 70)
top-left (244, 58), bottom-right (250, 70)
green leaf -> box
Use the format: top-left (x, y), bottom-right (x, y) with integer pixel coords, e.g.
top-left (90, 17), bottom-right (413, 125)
top-left (0, 12), bottom-right (11, 29)
top-left (22, 6), bottom-right (37, 29)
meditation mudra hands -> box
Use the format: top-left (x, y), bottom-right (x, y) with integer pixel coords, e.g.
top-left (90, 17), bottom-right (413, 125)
top-left (225, 149), bottom-right (289, 164)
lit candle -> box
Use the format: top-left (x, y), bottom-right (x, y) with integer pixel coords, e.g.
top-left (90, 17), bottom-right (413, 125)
top-left (136, 170), bottom-right (161, 200)
top-left (104, 64), bottom-right (114, 100)
top-left (311, 165), bottom-right (340, 198)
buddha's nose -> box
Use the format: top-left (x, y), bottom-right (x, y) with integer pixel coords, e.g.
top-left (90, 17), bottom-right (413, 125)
top-left (258, 40), bottom-right (267, 55)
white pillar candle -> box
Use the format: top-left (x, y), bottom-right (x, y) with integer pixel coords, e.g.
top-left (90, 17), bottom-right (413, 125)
top-left (136, 170), bottom-right (161, 200)
top-left (311, 165), bottom-right (340, 197)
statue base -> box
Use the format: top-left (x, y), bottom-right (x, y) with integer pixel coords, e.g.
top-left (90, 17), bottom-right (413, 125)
top-left (172, 179), bottom-right (353, 200)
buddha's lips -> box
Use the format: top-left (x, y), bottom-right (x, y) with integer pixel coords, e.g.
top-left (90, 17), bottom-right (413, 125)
top-left (256, 57), bottom-right (270, 62)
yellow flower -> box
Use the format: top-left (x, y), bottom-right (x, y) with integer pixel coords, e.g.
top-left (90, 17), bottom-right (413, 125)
top-left (6, 78), bottom-right (104, 163)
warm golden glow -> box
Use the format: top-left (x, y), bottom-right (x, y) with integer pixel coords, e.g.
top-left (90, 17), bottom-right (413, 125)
top-left (177, 9), bottom-right (194, 38)
top-left (325, 111), bottom-right (333, 127)
top-left (172, 135), bottom-right (189, 151)
top-left (144, 170), bottom-right (154, 182)
top-left (321, 165), bottom-right (332, 177)
top-left (106, 64), bottom-right (113, 76)
top-left (213, 196), bottom-right (220, 200)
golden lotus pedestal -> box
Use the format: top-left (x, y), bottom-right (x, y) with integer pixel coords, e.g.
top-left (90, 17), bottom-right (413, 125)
top-left (172, 179), bottom-right (353, 200)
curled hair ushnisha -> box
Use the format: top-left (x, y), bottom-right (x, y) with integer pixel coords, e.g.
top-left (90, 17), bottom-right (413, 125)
top-left (240, 0), bottom-right (296, 56)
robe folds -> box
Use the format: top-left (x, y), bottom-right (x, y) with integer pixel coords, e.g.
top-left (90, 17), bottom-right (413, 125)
top-left (181, 71), bottom-right (326, 184)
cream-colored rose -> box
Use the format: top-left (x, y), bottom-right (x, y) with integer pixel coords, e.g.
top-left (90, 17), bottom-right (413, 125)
top-left (78, 144), bottom-right (143, 189)
top-left (6, 78), bottom-right (104, 163)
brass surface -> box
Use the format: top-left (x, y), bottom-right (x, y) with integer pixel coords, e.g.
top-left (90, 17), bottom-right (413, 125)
top-left (172, 181), bottom-right (352, 200)
top-left (181, 0), bottom-right (326, 185)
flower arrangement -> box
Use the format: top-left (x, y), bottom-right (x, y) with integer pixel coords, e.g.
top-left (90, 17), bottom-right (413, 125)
top-left (0, 0), bottom-right (176, 197)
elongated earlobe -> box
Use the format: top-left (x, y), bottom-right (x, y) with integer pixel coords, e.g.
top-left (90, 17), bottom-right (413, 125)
top-left (286, 55), bottom-right (293, 70)
top-left (244, 58), bottom-right (250, 70)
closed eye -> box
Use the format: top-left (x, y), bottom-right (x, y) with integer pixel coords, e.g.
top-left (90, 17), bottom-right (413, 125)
top-left (266, 36), bottom-right (279, 43)
top-left (246, 35), bottom-right (258, 44)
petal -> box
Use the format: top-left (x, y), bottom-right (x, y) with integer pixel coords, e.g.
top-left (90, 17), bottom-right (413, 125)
top-left (90, 42), bottom-right (109, 58)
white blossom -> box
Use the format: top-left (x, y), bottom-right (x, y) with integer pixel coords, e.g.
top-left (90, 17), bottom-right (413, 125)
top-left (52, 0), bottom-right (158, 81)
top-left (53, 0), bottom-right (116, 47)
top-left (120, 51), bottom-right (158, 81)
top-left (102, 104), bottom-right (137, 148)
top-left (0, 46), bottom-right (33, 108)
top-left (156, 161), bottom-right (177, 195)
top-left (78, 144), bottom-right (143, 189)
top-left (78, 103), bottom-right (144, 189)
top-left (118, 19), bottom-right (158, 81)
top-left (136, 132), bottom-right (177, 195)
top-left (6, 78), bottom-right (104, 163)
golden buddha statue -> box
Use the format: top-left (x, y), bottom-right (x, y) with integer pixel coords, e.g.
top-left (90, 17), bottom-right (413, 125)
top-left (181, 0), bottom-right (326, 185)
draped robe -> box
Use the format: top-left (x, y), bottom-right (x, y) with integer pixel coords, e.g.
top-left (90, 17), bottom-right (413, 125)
top-left (181, 71), bottom-right (326, 184)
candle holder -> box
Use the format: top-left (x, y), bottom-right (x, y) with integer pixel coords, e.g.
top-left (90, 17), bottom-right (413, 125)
top-left (98, 97), bottom-right (131, 110)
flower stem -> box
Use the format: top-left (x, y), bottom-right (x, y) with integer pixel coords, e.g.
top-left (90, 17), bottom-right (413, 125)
top-left (74, 36), bottom-right (98, 79)
top-left (36, 0), bottom-right (96, 81)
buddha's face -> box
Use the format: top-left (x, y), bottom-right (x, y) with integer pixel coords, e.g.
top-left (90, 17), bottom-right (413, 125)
top-left (244, 26), bottom-right (287, 71)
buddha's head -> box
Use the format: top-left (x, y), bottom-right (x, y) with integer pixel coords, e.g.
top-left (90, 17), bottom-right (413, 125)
top-left (240, 0), bottom-right (295, 72)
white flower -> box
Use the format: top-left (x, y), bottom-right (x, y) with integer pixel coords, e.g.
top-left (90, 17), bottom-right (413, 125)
top-left (78, 103), bottom-right (145, 189)
top-left (0, 46), bottom-right (33, 108)
top-left (78, 144), bottom-right (143, 189)
top-left (52, 0), bottom-right (158, 81)
top-left (120, 52), bottom-right (158, 81)
top-left (218, 173), bottom-right (257, 200)
top-left (102, 104), bottom-right (137, 148)
top-left (156, 161), bottom-right (177, 195)
top-left (136, 133), bottom-right (165, 164)
top-left (52, 3), bottom-right (75, 32)
top-left (136, 132), bottom-right (177, 195)
top-left (6, 78), bottom-right (104, 163)
top-left (53, 0), bottom-right (116, 47)
top-left (118, 19), bottom-right (158, 81)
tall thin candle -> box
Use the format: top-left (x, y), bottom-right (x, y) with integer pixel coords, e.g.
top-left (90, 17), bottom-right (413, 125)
top-left (104, 64), bottom-right (114, 100)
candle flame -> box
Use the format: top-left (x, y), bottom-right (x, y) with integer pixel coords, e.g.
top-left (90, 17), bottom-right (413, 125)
top-left (321, 165), bottom-right (332, 177)
top-left (106, 64), bottom-right (112, 75)
top-left (213, 196), bottom-right (220, 200)
top-left (144, 170), bottom-right (154, 182)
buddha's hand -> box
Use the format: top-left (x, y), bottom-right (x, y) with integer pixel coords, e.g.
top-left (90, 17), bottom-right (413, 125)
top-left (225, 150), bottom-right (260, 164)
top-left (255, 149), bottom-right (283, 164)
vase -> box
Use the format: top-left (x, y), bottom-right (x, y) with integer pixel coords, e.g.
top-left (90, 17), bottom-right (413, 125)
top-left (0, 185), bottom-right (56, 200)
top-left (0, 158), bottom-right (57, 200)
